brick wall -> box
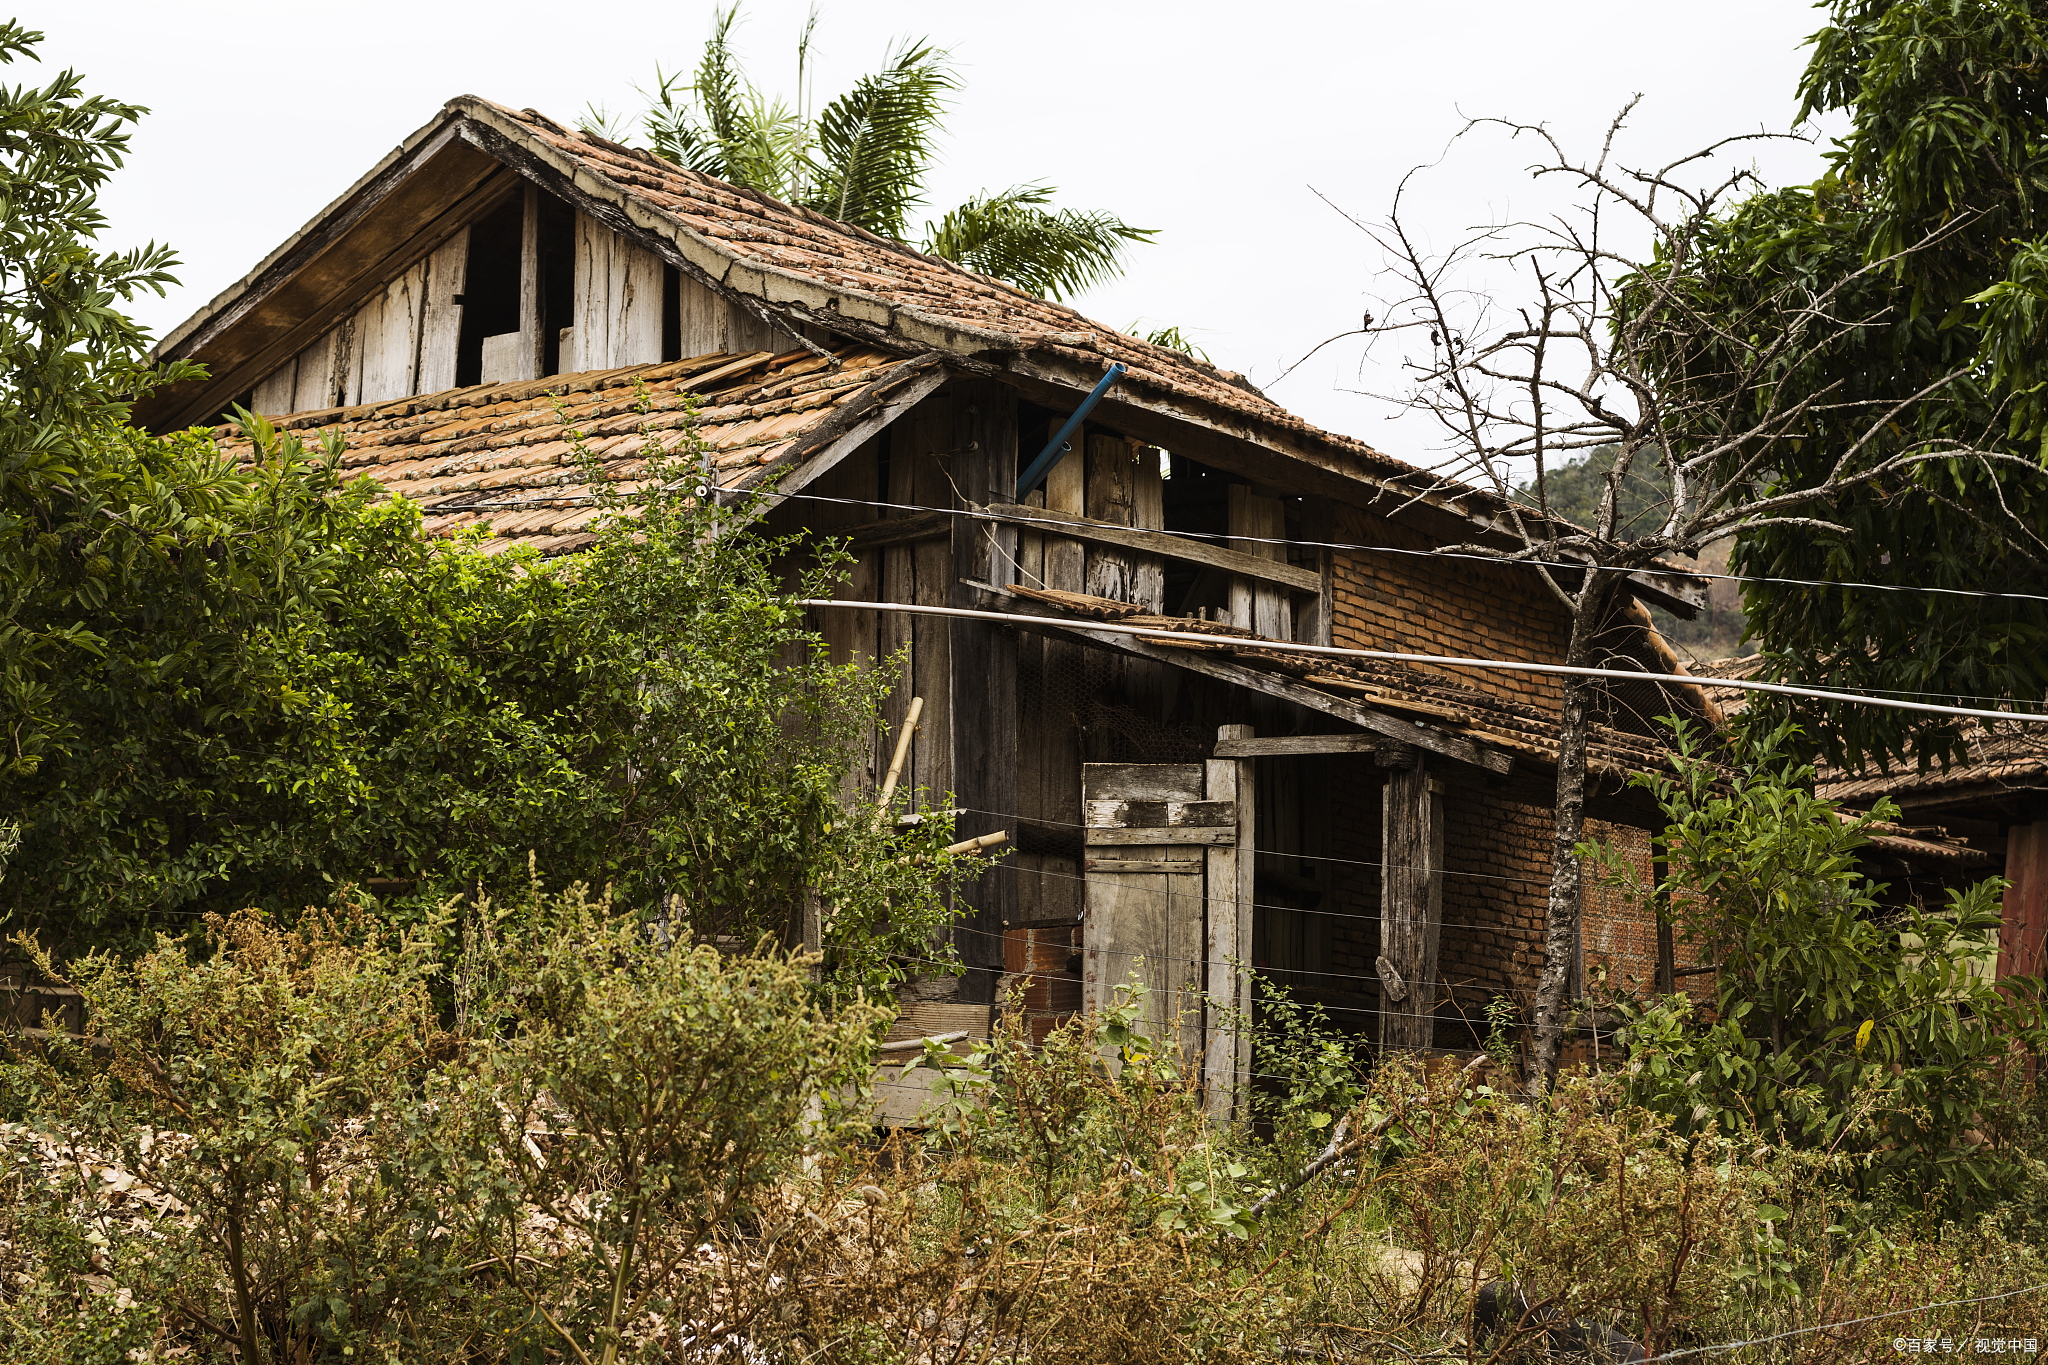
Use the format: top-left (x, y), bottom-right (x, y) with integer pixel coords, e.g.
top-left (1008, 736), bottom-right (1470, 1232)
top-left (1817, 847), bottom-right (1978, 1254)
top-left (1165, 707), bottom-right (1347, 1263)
top-left (1330, 504), bottom-right (1574, 709)
top-left (1001, 924), bottom-right (1083, 1045)
top-left (1314, 762), bottom-right (1704, 1049)
top-left (1437, 786), bottom-right (1558, 1016)
top-left (1581, 819), bottom-right (1659, 996)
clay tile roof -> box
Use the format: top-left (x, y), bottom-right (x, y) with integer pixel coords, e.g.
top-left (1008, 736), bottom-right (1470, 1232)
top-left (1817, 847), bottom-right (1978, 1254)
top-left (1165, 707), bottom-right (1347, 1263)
top-left (210, 345), bottom-right (925, 555)
top-left (1816, 722), bottom-right (2048, 806)
top-left (1688, 655), bottom-right (2048, 813)
top-left (465, 99), bottom-right (1433, 485)
top-left (1009, 585), bottom-right (1673, 780)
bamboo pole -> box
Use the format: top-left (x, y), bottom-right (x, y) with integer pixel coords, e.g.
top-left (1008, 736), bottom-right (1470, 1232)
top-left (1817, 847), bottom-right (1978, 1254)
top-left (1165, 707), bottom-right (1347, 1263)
top-left (876, 696), bottom-right (923, 810)
top-left (895, 830), bottom-right (1009, 867)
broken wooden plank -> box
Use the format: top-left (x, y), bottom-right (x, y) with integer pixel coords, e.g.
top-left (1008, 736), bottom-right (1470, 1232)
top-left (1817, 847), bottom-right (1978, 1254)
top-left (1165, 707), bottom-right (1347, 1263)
top-left (1027, 615), bottom-right (1515, 775)
top-left (1081, 763), bottom-right (1202, 801)
top-left (1083, 826), bottom-right (1237, 846)
top-left (1213, 734), bottom-right (1410, 758)
top-left (1084, 799), bottom-right (1237, 828)
top-left (972, 501), bottom-right (1321, 595)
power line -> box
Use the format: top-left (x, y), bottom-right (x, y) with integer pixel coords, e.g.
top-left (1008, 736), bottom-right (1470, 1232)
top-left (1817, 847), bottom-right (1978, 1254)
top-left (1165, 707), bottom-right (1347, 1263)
top-left (962, 807), bottom-right (1566, 892)
top-left (1635, 1282), bottom-right (2048, 1362)
top-left (773, 489), bottom-right (2048, 607)
top-left (799, 599), bottom-right (2048, 725)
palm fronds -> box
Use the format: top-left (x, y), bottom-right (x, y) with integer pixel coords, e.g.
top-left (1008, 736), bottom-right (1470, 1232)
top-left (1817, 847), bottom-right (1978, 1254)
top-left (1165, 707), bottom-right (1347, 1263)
top-left (803, 41), bottom-right (953, 239)
top-left (576, 103), bottom-right (636, 144)
top-left (644, 63), bottom-right (728, 177)
top-left (643, 5), bottom-right (751, 179)
top-left (923, 185), bottom-right (1156, 300)
top-left (632, 7), bottom-right (1156, 300)
top-left (1133, 324), bottom-right (1210, 363)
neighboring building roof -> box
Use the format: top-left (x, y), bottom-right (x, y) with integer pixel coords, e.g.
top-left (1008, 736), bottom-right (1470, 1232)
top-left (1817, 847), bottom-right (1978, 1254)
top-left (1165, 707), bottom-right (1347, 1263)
top-left (1691, 655), bottom-right (2048, 815)
top-left (211, 346), bottom-right (924, 556)
top-left (1859, 821), bottom-right (1995, 870)
top-left (1816, 725), bottom-right (2048, 810)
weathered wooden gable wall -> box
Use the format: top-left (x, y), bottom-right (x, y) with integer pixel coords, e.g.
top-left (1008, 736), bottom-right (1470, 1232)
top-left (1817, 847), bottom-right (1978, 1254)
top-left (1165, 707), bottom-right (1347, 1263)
top-left (247, 188), bottom-right (798, 417)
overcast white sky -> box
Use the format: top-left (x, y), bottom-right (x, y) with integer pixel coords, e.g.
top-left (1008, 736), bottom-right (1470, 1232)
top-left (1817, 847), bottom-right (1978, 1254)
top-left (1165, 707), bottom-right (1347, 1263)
top-left (32, 0), bottom-right (1842, 464)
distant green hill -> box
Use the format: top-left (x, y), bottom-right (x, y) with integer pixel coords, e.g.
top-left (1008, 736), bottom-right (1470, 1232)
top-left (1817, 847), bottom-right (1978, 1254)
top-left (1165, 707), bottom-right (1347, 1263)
top-left (1515, 449), bottom-right (1751, 661)
top-left (1515, 446), bottom-right (1669, 540)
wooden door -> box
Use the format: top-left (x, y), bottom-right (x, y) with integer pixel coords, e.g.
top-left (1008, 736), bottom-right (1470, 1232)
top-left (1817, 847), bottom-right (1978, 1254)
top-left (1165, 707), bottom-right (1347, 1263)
top-left (1082, 743), bottom-right (1253, 1117)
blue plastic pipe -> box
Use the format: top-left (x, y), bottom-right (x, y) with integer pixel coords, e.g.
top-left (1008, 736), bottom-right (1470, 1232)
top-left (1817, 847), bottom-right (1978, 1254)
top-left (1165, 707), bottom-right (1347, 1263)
top-left (1014, 363), bottom-right (1126, 499)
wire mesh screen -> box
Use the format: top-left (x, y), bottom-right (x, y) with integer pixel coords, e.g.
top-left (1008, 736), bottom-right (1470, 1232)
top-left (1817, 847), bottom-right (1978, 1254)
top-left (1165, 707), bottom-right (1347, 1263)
top-left (1019, 645), bottom-right (1209, 765)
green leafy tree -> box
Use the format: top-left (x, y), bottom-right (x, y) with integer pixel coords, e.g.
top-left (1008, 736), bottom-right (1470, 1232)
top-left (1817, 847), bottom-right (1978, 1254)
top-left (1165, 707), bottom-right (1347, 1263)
top-left (621, 5), bottom-right (1155, 300)
top-left (1689, 0), bottom-right (2048, 770)
top-left (5, 410), bottom-right (982, 989)
top-left (0, 22), bottom-right (197, 780)
top-left (1599, 721), bottom-right (2047, 1217)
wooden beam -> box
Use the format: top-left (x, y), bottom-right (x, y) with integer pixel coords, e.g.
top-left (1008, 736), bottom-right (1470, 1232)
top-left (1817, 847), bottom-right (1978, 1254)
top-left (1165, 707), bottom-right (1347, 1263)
top-left (971, 501), bottom-right (1321, 594)
top-left (1378, 756), bottom-right (1445, 1052)
top-left (749, 363), bottom-right (950, 504)
top-left (1213, 734), bottom-right (1411, 759)
top-left (996, 607), bottom-right (1514, 775)
top-left (838, 511), bottom-right (950, 551)
top-left (1204, 724), bottom-right (1255, 1120)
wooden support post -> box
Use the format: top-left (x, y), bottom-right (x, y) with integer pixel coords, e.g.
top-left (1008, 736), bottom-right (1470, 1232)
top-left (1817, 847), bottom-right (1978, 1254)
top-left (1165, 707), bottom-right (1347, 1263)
top-left (519, 182), bottom-right (543, 382)
top-left (1205, 724), bottom-right (1256, 1119)
top-left (950, 380), bottom-right (1019, 1004)
top-left (1378, 755), bottom-right (1444, 1052)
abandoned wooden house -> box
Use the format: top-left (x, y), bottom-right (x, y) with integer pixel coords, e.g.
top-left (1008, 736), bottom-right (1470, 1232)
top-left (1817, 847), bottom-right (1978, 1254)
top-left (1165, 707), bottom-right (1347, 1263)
top-left (144, 96), bottom-right (1725, 1098)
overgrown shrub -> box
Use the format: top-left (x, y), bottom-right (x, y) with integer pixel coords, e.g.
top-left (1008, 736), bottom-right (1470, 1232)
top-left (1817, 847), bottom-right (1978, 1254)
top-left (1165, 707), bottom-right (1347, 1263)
top-left (7, 898), bottom-right (2047, 1363)
top-left (2, 899), bottom-right (471, 1362)
top-left (1592, 721), bottom-right (2048, 1217)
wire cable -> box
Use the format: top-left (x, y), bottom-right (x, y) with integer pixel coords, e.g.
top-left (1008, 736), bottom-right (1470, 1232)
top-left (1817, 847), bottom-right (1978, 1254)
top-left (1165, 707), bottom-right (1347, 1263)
top-left (1634, 1282), bottom-right (2048, 1362)
top-left (774, 488), bottom-right (2048, 607)
top-left (800, 598), bottom-right (2048, 724)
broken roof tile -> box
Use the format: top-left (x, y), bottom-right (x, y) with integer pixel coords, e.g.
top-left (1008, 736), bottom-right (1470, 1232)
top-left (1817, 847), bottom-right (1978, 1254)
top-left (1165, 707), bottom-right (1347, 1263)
top-left (217, 346), bottom-right (918, 553)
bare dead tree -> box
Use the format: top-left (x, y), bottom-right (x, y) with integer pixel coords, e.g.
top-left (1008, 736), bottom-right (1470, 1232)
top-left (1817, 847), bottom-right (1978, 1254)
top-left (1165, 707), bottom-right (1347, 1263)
top-left (1316, 101), bottom-right (2044, 1092)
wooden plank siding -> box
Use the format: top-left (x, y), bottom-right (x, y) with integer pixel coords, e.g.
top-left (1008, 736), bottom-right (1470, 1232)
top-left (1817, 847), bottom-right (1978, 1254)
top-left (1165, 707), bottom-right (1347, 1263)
top-left (949, 380), bottom-right (1020, 1001)
top-left (569, 210), bottom-right (665, 372)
